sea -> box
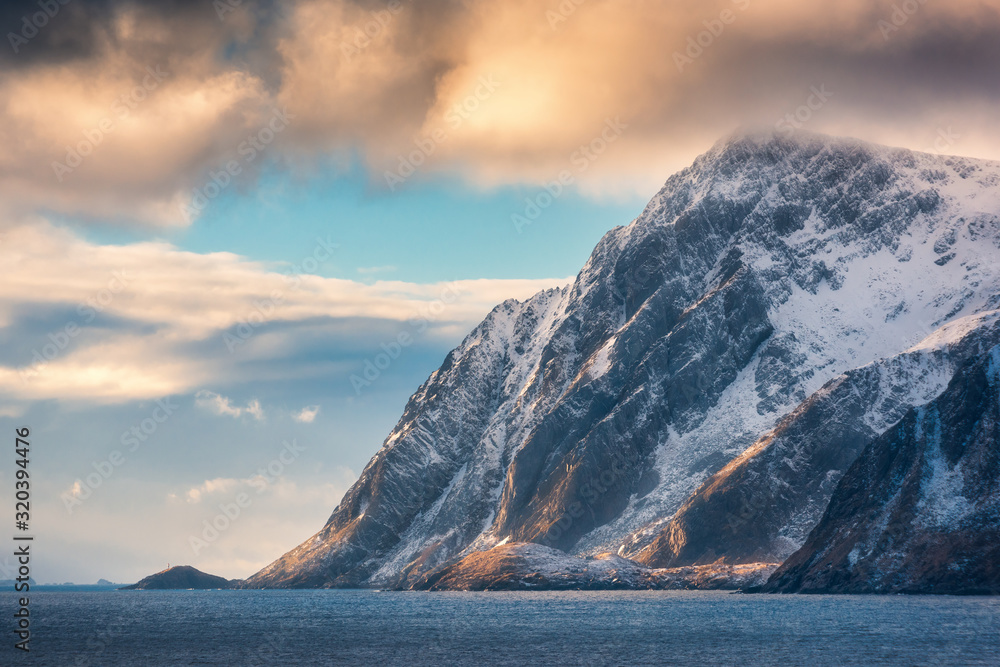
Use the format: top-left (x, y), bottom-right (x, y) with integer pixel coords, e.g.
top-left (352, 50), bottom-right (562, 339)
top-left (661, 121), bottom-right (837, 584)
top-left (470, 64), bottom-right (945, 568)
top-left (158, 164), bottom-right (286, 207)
top-left (1, 589), bottom-right (997, 665)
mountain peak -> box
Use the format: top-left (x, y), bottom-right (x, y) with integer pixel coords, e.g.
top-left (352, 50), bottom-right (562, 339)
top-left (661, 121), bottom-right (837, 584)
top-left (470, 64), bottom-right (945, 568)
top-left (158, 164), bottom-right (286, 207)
top-left (709, 126), bottom-right (919, 161)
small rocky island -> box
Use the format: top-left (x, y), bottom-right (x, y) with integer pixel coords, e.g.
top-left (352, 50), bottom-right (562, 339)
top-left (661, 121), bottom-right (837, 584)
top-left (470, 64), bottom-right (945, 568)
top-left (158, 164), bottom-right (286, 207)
top-left (121, 566), bottom-right (234, 590)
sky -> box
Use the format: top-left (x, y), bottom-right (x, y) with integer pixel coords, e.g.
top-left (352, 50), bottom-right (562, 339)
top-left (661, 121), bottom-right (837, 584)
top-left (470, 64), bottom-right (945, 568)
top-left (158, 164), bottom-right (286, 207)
top-left (1, 0), bottom-right (999, 584)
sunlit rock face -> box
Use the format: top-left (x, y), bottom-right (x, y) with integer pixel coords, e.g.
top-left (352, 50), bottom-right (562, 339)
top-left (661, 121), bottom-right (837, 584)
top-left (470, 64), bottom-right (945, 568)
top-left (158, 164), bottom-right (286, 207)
top-left (410, 542), bottom-right (777, 592)
top-left (244, 130), bottom-right (1000, 590)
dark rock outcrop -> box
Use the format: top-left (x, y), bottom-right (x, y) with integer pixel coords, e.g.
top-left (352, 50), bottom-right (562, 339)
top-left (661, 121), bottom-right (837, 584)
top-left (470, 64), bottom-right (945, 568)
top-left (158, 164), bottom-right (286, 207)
top-left (121, 566), bottom-right (233, 590)
top-left (762, 344), bottom-right (1000, 594)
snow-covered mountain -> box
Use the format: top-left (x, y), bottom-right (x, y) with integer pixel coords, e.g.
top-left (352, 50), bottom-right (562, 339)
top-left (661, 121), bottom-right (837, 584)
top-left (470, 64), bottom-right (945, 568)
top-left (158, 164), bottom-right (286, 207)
top-left (245, 130), bottom-right (1000, 589)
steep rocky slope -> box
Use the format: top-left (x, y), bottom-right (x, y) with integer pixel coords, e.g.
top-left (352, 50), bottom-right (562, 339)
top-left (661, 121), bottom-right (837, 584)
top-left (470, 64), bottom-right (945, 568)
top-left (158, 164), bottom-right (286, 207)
top-left (762, 344), bottom-right (1000, 594)
top-left (632, 311), bottom-right (1000, 568)
top-left (246, 130), bottom-right (1000, 589)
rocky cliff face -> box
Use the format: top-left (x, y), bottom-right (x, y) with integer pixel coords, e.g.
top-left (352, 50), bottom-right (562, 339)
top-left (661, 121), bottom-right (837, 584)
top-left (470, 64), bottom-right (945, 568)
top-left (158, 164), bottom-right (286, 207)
top-left (632, 311), bottom-right (1000, 568)
top-left (762, 344), bottom-right (1000, 594)
top-left (246, 130), bottom-right (1000, 590)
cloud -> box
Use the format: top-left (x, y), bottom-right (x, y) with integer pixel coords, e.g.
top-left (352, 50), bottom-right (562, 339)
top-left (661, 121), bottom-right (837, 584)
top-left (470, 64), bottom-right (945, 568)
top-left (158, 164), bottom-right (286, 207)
top-left (0, 404), bottom-right (25, 418)
top-left (0, 1), bottom-right (275, 226)
top-left (0, 219), bottom-right (570, 403)
top-left (245, 400), bottom-right (265, 422)
top-left (64, 480), bottom-right (85, 500)
top-left (180, 466), bottom-right (352, 508)
top-left (292, 405), bottom-right (320, 423)
top-left (3, 0), bottom-right (1000, 223)
top-left (195, 391), bottom-right (265, 421)
top-left (272, 0), bottom-right (1000, 196)
top-left (184, 477), bottom-right (242, 504)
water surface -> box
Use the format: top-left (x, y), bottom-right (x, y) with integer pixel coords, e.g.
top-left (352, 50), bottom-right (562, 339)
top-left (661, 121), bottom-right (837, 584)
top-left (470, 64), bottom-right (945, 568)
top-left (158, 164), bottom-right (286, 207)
top-left (2, 590), bottom-right (997, 665)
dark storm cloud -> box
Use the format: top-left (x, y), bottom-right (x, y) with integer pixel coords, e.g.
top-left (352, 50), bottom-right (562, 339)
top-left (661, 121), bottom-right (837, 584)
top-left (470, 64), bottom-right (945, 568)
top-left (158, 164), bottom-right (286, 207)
top-left (0, 0), bottom-right (232, 65)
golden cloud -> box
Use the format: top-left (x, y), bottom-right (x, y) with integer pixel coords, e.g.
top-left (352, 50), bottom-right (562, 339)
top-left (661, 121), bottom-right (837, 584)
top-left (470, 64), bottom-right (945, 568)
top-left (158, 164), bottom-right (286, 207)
top-left (2, 0), bottom-right (1000, 222)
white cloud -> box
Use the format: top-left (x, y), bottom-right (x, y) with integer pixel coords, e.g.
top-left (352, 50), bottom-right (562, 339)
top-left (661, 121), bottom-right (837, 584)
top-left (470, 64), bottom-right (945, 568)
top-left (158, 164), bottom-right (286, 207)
top-left (65, 480), bottom-right (85, 500)
top-left (180, 469), bottom-right (351, 507)
top-left (293, 405), bottom-right (320, 423)
top-left (185, 477), bottom-right (241, 504)
top-left (0, 220), bottom-right (570, 404)
top-left (245, 399), bottom-right (265, 422)
top-left (195, 391), bottom-right (265, 422)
